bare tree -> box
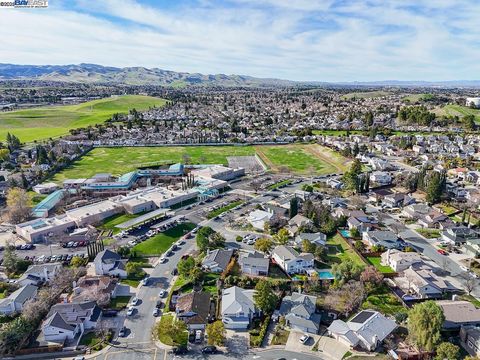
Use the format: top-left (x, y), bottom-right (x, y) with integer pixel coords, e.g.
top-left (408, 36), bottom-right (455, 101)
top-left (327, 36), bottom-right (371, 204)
top-left (324, 281), bottom-right (366, 317)
top-left (461, 273), bottom-right (478, 295)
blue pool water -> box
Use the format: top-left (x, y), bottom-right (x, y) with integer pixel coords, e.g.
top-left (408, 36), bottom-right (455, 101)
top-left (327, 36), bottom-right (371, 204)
top-left (317, 270), bottom-right (335, 279)
top-left (339, 229), bottom-right (351, 238)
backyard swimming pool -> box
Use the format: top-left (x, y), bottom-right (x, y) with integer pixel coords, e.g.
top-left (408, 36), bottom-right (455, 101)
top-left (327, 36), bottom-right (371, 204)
top-left (339, 229), bottom-right (351, 238)
top-left (317, 270), bottom-right (335, 280)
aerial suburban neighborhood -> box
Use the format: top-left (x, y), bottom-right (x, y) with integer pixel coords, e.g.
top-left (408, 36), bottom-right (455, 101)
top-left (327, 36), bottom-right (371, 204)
top-left (1, 1), bottom-right (480, 360)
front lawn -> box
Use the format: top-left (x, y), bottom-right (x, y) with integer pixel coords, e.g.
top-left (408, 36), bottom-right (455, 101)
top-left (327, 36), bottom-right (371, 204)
top-left (271, 328), bottom-right (290, 345)
top-left (99, 213), bottom-right (142, 234)
top-left (80, 331), bottom-right (113, 351)
top-left (108, 296), bottom-right (131, 310)
top-left (133, 223), bottom-right (196, 256)
top-left (366, 256), bottom-right (395, 274)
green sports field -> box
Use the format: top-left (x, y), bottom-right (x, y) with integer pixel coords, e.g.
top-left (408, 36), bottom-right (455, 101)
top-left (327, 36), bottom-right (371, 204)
top-left (0, 95), bottom-right (167, 142)
top-left (50, 144), bottom-right (350, 183)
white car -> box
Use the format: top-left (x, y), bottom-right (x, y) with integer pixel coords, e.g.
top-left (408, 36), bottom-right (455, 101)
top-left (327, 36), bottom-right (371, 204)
top-left (128, 240), bottom-right (137, 246)
top-left (299, 334), bottom-right (310, 344)
top-left (131, 297), bottom-right (139, 306)
top-left (159, 290), bottom-right (166, 298)
top-left (460, 265), bottom-right (469, 272)
top-left (127, 306), bottom-right (135, 316)
top-left (159, 257), bottom-right (167, 263)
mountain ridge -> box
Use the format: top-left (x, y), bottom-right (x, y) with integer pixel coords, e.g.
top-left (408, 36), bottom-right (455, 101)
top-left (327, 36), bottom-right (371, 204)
top-left (1, 63), bottom-right (480, 87)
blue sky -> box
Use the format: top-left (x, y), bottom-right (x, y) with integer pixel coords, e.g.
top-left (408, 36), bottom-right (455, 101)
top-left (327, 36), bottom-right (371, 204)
top-left (0, 0), bottom-right (479, 81)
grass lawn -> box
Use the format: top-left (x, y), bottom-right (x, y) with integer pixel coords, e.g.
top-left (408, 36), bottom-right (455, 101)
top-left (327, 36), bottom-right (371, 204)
top-left (79, 331), bottom-right (112, 350)
top-left (99, 213), bottom-right (143, 234)
top-left (417, 228), bottom-right (441, 239)
top-left (402, 93), bottom-right (434, 103)
top-left (108, 295), bottom-right (131, 310)
top-left (121, 275), bottom-right (143, 288)
top-left (267, 179), bottom-right (292, 190)
top-left (28, 191), bottom-right (48, 206)
top-left (0, 95), bottom-right (166, 142)
top-left (362, 285), bottom-right (406, 316)
top-left (436, 203), bottom-right (459, 216)
top-left (434, 104), bottom-right (480, 123)
top-left (202, 273), bottom-right (220, 294)
top-left (255, 144), bottom-right (349, 175)
top-left (459, 294), bottom-right (480, 308)
top-left (366, 256), bottom-right (395, 274)
top-left (207, 200), bottom-right (244, 219)
top-left (0, 291), bottom-right (5, 299)
top-left (50, 146), bottom-right (255, 183)
top-left (132, 223), bottom-right (196, 256)
top-left (326, 234), bottom-right (365, 267)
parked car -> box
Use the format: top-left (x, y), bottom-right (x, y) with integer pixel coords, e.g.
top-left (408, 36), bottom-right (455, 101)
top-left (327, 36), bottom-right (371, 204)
top-left (158, 290), bottom-right (166, 298)
top-left (201, 346), bottom-right (217, 354)
top-left (299, 334), bottom-right (310, 344)
top-left (172, 346), bottom-right (188, 354)
top-left (153, 308), bottom-right (160, 317)
top-left (437, 249), bottom-right (448, 255)
top-left (159, 256), bottom-right (167, 263)
top-left (127, 306), bottom-right (135, 316)
top-left (118, 326), bottom-right (127, 337)
top-left (131, 297), bottom-right (139, 306)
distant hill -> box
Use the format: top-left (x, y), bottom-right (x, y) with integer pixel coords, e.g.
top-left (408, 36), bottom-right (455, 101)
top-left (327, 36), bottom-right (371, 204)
top-left (0, 63), bottom-right (296, 87)
top-left (1, 63), bottom-right (479, 87)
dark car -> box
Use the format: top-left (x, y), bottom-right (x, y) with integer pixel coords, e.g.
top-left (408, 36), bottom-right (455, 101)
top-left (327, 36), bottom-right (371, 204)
top-left (172, 346), bottom-right (188, 354)
top-left (156, 300), bottom-right (163, 308)
top-left (201, 346), bottom-right (217, 354)
top-left (102, 310), bottom-right (118, 317)
top-left (171, 268), bottom-right (178, 276)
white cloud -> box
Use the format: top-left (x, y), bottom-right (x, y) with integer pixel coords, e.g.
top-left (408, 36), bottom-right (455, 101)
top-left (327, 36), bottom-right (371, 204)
top-left (0, 0), bottom-right (479, 81)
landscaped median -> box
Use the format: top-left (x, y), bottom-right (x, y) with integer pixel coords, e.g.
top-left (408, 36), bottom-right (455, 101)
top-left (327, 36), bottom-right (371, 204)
top-left (206, 200), bottom-right (244, 219)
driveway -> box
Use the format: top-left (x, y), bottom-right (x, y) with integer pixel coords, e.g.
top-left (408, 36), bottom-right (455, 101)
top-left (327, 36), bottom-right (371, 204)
top-left (225, 329), bottom-right (249, 354)
top-left (315, 333), bottom-right (349, 360)
top-left (285, 331), bottom-right (319, 354)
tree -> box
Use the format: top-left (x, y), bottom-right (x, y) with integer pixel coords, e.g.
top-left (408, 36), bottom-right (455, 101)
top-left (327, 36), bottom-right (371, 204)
top-left (463, 114), bottom-right (476, 131)
top-left (126, 262), bottom-right (145, 278)
top-left (289, 197), bottom-right (298, 218)
top-left (461, 272), bottom-right (477, 295)
top-left (0, 148), bottom-right (10, 162)
top-left (425, 170), bottom-right (446, 204)
top-left (178, 256), bottom-right (196, 278)
top-left (196, 226), bottom-right (214, 252)
top-left (301, 239), bottom-right (317, 254)
top-left (350, 227), bottom-right (360, 238)
top-left (331, 258), bottom-right (363, 285)
top-left (6, 187), bottom-right (32, 224)
top-left (70, 256), bottom-right (85, 268)
top-left (254, 237), bottom-right (274, 253)
top-left (435, 342), bottom-right (460, 360)
top-left (360, 266), bottom-right (384, 291)
top-left (2, 245), bottom-right (19, 275)
top-left (206, 320), bottom-right (226, 346)
top-left (324, 281), bottom-right (365, 317)
top-left (253, 280), bottom-right (278, 314)
top-left (408, 301), bottom-right (444, 351)
top-left (273, 228), bottom-right (289, 245)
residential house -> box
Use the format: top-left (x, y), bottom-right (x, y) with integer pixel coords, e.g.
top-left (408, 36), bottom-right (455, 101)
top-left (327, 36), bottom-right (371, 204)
top-left (402, 203), bottom-right (431, 219)
top-left (347, 215), bottom-right (379, 233)
top-left (0, 284), bottom-right (38, 315)
top-left (278, 292), bottom-right (320, 334)
top-left (43, 301), bottom-right (102, 342)
top-left (287, 214), bottom-right (313, 236)
top-left (441, 227), bottom-right (480, 246)
top-left (248, 209), bottom-right (274, 230)
top-left (328, 310), bottom-right (397, 351)
top-left (326, 178), bottom-right (344, 190)
top-left (176, 291), bottom-right (212, 331)
top-left (271, 245), bottom-right (314, 275)
top-left (201, 249), bottom-right (233, 273)
top-left (221, 286), bottom-right (257, 330)
top-left (382, 193), bottom-right (415, 209)
top-left (362, 230), bottom-right (402, 249)
top-left (400, 263), bottom-right (457, 299)
top-left (239, 251), bottom-right (270, 276)
top-left (465, 238), bottom-right (480, 257)
top-left (369, 171), bottom-right (392, 185)
top-left (437, 300), bottom-right (480, 330)
top-left (93, 250), bottom-right (127, 279)
top-left (460, 326), bottom-right (480, 357)
top-left (380, 249), bottom-right (421, 272)
top-left (18, 263), bottom-right (62, 286)
top-left (294, 232), bottom-right (327, 247)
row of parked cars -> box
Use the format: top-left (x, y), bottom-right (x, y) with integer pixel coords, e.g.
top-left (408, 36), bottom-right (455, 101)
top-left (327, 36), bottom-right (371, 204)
top-left (32, 253), bottom-right (88, 264)
top-left (0, 243), bottom-right (36, 252)
top-left (61, 240), bottom-right (90, 248)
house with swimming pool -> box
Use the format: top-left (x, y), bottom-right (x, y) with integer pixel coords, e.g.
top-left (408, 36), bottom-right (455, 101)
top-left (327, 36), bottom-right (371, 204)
top-left (271, 245), bottom-right (314, 275)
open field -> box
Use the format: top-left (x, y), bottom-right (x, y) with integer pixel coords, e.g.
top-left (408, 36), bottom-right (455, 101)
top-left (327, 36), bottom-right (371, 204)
top-left (50, 144), bottom-right (349, 183)
top-left (434, 104), bottom-right (480, 123)
top-left (341, 91), bottom-right (391, 100)
top-left (0, 95), bottom-right (166, 142)
top-left (402, 93), bottom-right (433, 103)
top-left (255, 144), bottom-right (350, 175)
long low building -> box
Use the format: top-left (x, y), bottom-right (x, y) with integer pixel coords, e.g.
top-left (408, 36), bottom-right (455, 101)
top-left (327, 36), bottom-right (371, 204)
top-left (17, 168), bottom-right (231, 242)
